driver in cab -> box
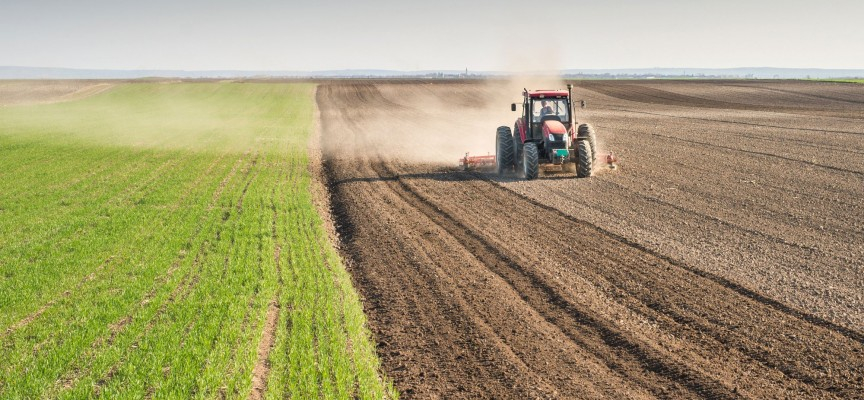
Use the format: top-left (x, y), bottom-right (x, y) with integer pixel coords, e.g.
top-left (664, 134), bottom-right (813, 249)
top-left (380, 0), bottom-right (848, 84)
top-left (539, 101), bottom-right (554, 119)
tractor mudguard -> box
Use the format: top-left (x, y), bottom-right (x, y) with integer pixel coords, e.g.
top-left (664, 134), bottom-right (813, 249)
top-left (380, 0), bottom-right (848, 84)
top-left (515, 118), bottom-right (527, 143)
top-left (576, 128), bottom-right (592, 139)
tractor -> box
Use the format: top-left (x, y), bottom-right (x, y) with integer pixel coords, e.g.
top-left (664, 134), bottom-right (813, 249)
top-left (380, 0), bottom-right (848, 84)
top-left (496, 84), bottom-right (599, 179)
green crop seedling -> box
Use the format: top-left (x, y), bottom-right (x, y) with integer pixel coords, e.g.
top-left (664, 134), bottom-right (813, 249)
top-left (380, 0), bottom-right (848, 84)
top-left (0, 82), bottom-right (396, 399)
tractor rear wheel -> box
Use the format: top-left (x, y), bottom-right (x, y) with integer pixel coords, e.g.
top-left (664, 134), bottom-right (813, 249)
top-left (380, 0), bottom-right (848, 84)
top-left (496, 126), bottom-right (514, 175)
top-left (522, 142), bottom-right (539, 180)
top-left (578, 124), bottom-right (597, 163)
top-left (577, 140), bottom-right (593, 178)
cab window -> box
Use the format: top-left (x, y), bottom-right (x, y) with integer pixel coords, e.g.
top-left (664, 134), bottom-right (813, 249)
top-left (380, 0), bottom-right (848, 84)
top-left (532, 99), bottom-right (569, 123)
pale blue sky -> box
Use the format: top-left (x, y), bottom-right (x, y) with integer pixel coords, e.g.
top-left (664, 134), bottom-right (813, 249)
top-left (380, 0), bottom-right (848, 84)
top-left (1, 0), bottom-right (862, 70)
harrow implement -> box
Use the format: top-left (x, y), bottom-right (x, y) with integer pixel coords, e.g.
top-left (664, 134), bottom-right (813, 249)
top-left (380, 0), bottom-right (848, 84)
top-left (460, 151), bottom-right (617, 171)
top-left (459, 153), bottom-right (496, 171)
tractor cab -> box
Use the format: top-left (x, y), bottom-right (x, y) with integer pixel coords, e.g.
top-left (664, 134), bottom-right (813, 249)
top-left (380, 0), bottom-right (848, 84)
top-left (512, 90), bottom-right (573, 144)
top-left (530, 97), bottom-right (570, 124)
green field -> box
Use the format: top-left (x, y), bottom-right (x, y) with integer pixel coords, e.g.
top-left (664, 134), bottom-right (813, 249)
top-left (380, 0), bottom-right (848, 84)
top-left (0, 83), bottom-right (395, 399)
top-left (816, 79), bottom-right (864, 84)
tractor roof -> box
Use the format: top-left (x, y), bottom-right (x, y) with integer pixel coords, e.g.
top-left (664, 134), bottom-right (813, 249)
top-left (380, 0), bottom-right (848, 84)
top-left (525, 90), bottom-right (569, 99)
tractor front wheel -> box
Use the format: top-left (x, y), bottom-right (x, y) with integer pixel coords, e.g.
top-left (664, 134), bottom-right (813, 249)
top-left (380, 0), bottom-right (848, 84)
top-left (496, 126), bottom-right (514, 175)
top-left (522, 142), bottom-right (539, 180)
top-left (577, 140), bottom-right (593, 178)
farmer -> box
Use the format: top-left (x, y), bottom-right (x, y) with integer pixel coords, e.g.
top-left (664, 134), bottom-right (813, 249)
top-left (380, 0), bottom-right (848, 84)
top-left (540, 100), bottom-right (554, 118)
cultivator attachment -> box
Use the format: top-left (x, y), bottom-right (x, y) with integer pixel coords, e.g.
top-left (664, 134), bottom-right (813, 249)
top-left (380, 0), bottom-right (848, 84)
top-left (460, 150), bottom-right (617, 172)
top-left (459, 153), bottom-right (496, 171)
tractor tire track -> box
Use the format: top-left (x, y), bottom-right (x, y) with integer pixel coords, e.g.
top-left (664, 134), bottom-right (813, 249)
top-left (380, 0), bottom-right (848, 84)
top-left (482, 172), bottom-right (864, 345)
top-left (369, 162), bottom-right (735, 399)
top-left (607, 124), bottom-right (864, 176)
top-left (318, 80), bottom-right (864, 399)
top-left (579, 81), bottom-right (864, 119)
top-left (608, 107), bottom-right (864, 136)
top-left (409, 166), bottom-right (862, 396)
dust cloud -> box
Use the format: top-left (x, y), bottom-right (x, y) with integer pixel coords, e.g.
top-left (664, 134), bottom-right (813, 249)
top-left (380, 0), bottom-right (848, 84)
top-left (323, 42), bottom-right (598, 166)
top-left (329, 75), bottom-right (575, 166)
top-left (0, 81), bottom-right (114, 107)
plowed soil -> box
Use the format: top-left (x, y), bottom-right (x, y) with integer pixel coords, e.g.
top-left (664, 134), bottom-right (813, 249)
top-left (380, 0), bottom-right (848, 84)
top-left (317, 80), bottom-right (864, 399)
top-left (0, 80), bottom-right (115, 106)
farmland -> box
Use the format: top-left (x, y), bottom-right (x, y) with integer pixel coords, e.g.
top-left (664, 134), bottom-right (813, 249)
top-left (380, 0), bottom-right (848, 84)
top-left (0, 82), bottom-right (393, 399)
top-left (319, 79), bottom-right (864, 398)
top-left (3, 78), bottom-right (863, 399)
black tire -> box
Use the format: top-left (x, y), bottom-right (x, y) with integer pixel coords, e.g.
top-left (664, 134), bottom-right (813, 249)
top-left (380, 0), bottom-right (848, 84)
top-left (577, 140), bottom-right (593, 178)
top-left (496, 126), bottom-right (514, 175)
top-left (522, 142), bottom-right (539, 180)
top-left (578, 124), bottom-right (597, 163)
top-left (513, 124), bottom-right (522, 162)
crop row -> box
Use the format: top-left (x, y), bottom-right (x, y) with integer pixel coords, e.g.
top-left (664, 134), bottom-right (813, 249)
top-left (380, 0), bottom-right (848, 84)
top-left (0, 82), bottom-right (394, 399)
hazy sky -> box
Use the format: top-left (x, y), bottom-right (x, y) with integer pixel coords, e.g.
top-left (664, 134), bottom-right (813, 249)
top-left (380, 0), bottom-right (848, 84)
top-left (1, 0), bottom-right (862, 71)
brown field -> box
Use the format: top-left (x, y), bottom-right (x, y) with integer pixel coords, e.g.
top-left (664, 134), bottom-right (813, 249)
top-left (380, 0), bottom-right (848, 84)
top-left (317, 79), bottom-right (864, 398)
top-left (0, 80), bottom-right (117, 106)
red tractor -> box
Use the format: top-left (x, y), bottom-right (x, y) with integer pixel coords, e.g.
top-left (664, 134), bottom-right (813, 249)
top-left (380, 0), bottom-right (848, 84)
top-left (496, 84), bottom-right (598, 179)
